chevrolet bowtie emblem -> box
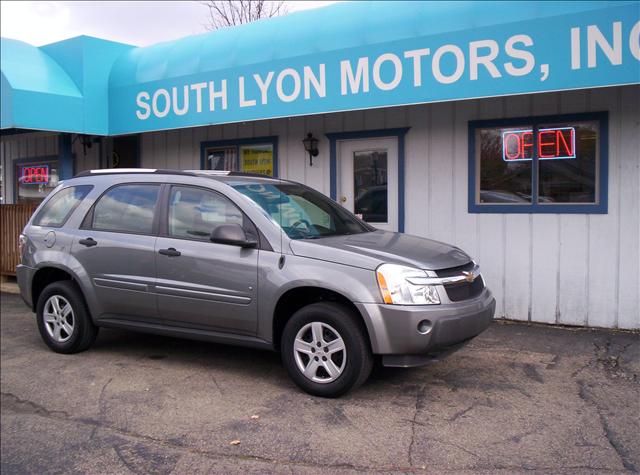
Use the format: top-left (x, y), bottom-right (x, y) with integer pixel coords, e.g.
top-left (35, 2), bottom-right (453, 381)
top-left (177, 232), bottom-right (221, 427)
top-left (462, 271), bottom-right (475, 283)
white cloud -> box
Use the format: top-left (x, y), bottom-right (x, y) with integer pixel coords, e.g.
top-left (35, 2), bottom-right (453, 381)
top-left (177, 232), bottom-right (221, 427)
top-left (0, 0), bottom-right (339, 47)
top-left (1, 1), bottom-right (72, 45)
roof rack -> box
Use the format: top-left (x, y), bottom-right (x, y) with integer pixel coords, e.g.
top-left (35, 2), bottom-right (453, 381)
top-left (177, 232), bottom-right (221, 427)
top-left (74, 169), bottom-right (272, 179)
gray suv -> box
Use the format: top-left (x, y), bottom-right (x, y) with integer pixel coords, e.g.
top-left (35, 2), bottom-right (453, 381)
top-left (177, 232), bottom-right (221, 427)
top-left (17, 170), bottom-right (495, 397)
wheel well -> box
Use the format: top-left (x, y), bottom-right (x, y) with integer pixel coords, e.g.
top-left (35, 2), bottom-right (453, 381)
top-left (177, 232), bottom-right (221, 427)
top-left (272, 287), bottom-right (370, 351)
top-left (31, 267), bottom-right (74, 311)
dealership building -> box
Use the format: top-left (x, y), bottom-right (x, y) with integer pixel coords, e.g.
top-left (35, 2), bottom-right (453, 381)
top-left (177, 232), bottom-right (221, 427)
top-left (1, 1), bottom-right (638, 329)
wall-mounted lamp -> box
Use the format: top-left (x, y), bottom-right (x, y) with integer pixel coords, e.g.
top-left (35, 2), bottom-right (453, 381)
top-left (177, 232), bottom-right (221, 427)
top-left (302, 132), bottom-right (319, 166)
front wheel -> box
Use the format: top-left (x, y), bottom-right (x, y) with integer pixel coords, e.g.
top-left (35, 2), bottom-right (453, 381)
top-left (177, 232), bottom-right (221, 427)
top-left (281, 302), bottom-right (373, 397)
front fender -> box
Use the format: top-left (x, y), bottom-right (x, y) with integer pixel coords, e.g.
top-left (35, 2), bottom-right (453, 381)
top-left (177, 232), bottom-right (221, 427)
top-left (256, 252), bottom-right (381, 346)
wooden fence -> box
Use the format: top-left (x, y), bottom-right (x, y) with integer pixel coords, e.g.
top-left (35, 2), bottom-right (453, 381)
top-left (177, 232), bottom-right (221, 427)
top-left (1, 204), bottom-right (38, 276)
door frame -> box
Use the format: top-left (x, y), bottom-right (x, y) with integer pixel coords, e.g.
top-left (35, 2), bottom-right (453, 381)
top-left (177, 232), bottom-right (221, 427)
top-left (326, 127), bottom-right (410, 233)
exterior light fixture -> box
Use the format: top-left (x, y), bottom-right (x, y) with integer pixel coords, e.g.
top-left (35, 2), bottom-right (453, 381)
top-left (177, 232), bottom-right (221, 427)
top-left (302, 132), bottom-right (319, 166)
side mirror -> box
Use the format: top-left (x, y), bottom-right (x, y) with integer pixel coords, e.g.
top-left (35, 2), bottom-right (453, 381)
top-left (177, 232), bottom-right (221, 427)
top-left (210, 223), bottom-right (258, 248)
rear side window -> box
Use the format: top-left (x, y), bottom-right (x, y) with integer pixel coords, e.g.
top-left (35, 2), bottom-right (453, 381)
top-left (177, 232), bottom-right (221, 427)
top-left (33, 185), bottom-right (93, 227)
top-left (91, 184), bottom-right (160, 234)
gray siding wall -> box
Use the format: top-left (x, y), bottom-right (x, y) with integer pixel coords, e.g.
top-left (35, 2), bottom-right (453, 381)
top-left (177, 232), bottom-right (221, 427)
top-left (0, 132), bottom-right (100, 203)
top-left (140, 85), bottom-right (640, 330)
top-left (0, 133), bottom-right (58, 203)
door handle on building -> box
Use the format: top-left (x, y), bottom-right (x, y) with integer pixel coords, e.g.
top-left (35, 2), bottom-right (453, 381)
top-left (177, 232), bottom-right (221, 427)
top-left (340, 196), bottom-right (347, 203)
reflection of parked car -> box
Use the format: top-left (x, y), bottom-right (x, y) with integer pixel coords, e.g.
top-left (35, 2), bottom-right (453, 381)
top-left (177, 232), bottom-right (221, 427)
top-left (480, 190), bottom-right (529, 203)
top-left (354, 185), bottom-right (387, 222)
top-left (480, 190), bottom-right (555, 204)
top-left (17, 170), bottom-right (494, 397)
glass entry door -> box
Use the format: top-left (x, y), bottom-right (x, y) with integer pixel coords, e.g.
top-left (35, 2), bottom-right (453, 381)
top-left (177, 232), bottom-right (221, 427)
top-left (338, 137), bottom-right (398, 231)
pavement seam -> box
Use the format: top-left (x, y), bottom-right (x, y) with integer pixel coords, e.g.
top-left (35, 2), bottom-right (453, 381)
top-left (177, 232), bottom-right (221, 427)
top-left (0, 392), bottom-right (393, 473)
top-left (407, 384), bottom-right (426, 467)
top-left (575, 380), bottom-right (638, 472)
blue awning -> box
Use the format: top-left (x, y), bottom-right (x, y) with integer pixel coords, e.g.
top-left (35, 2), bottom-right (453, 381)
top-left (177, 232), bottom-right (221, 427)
top-left (1, 36), bottom-right (132, 135)
top-left (2, 1), bottom-right (639, 136)
top-left (1, 38), bottom-right (84, 133)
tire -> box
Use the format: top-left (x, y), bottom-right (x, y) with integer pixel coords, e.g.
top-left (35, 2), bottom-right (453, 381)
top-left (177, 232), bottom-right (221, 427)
top-left (36, 280), bottom-right (98, 354)
top-left (281, 302), bottom-right (373, 398)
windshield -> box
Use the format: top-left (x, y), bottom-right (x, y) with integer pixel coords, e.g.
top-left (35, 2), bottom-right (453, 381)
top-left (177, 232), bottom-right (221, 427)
top-left (232, 182), bottom-right (372, 239)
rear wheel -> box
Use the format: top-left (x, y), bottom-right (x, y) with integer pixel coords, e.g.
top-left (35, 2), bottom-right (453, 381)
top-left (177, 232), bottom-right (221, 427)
top-left (281, 302), bottom-right (373, 397)
top-left (36, 281), bottom-right (98, 354)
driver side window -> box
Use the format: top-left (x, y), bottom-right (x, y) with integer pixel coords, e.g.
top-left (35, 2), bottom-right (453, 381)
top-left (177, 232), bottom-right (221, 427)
top-left (168, 186), bottom-right (243, 241)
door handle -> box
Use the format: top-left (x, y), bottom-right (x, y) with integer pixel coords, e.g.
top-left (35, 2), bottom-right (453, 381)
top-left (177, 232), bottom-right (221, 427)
top-left (78, 238), bottom-right (97, 247)
top-left (158, 247), bottom-right (181, 257)
top-left (340, 196), bottom-right (347, 203)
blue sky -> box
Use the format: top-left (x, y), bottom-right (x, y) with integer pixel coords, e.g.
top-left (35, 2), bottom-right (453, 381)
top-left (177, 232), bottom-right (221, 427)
top-left (0, 1), bottom-right (338, 47)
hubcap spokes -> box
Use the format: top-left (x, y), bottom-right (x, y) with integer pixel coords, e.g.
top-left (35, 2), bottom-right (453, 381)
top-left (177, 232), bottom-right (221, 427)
top-left (294, 322), bottom-right (346, 384)
top-left (44, 295), bottom-right (74, 343)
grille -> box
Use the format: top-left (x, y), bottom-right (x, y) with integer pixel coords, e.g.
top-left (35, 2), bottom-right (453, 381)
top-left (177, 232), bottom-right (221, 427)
top-left (434, 261), bottom-right (475, 278)
top-left (435, 261), bottom-right (485, 302)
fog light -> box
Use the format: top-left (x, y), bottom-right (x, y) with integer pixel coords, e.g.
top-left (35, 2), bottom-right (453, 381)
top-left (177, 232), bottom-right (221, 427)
top-left (417, 319), bottom-right (432, 334)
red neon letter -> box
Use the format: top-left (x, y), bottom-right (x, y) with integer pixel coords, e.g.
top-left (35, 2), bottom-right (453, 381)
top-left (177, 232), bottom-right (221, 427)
top-left (556, 128), bottom-right (574, 157)
top-left (538, 130), bottom-right (556, 158)
top-left (504, 133), bottom-right (521, 160)
top-left (522, 131), bottom-right (533, 159)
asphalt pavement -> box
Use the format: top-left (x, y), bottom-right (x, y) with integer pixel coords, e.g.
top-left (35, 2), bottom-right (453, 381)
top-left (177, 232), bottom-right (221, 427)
top-left (1, 291), bottom-right (639, 474)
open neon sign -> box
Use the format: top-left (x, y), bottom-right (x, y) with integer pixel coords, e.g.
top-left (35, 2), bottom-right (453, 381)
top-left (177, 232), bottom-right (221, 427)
top-left (19, 165), bottom-right (50, 185)
top-left (502, 127), bottom-right (576, 161)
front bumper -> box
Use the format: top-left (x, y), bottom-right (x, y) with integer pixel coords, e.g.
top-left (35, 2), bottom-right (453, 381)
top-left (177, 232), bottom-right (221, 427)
top-left (355, 289), bottom-right (495, 365)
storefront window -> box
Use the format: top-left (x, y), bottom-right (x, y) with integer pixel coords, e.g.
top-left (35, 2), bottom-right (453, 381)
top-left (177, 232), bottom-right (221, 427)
top-left (206, 146), bottom-right (237, 171)
top-left (15, 160), bottom-right (60, 204)
top-left (469, 112), bottom-right (607, 213)
top-left (353, 149), bottom-right (388, 222)
top-left (203, 138), bottom-right (276, 177)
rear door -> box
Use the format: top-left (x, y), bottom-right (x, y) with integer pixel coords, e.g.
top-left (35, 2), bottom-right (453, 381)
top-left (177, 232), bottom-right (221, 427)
top-left (71, 183), bottom-right (161, 320)
top-left (154, 185), bottom-right (259, 334)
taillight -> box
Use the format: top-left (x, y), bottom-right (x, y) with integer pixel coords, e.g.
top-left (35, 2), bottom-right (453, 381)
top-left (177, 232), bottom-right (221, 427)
top-left (18, 234), bottom-right (27, 258)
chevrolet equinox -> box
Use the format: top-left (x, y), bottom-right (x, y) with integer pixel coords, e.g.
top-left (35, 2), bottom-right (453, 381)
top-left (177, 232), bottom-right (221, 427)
top-left (17, 170), bottom-right (495, 397)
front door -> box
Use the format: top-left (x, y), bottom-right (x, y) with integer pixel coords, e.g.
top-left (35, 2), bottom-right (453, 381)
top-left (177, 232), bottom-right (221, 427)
top-left (154, 185), bottom-right (258, 334)
top-left (338, 137), bottom-right (398, 231)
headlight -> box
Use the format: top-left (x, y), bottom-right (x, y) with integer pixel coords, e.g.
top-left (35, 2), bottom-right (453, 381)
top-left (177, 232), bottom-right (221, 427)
top-left (376, 263), bottom-right (440, 305)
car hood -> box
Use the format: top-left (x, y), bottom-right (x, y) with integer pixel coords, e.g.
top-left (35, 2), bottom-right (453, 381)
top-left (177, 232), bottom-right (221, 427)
top-left (288, 230), bottom-right (471, 271)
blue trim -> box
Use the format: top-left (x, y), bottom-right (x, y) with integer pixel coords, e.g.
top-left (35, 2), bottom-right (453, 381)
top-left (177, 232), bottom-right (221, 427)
top-left (325, 127), bottom-right (410, 233)
top-left (58, 134), bottom-right (74, 179)
top-left (468, 111), bottom-right (609, 214)
top-left (200, 136), bottom-right (278, 177)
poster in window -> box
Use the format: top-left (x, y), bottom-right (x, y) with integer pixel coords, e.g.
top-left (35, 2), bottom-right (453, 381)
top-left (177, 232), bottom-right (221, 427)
top-left (240, 145), bottom-right (273, 176)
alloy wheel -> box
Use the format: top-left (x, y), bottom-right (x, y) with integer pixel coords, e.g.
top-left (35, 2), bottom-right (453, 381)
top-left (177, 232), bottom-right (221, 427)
top-left (43, 295), bottom-right (75, 343)
top-left (293, 321), bottom-right (347, 383)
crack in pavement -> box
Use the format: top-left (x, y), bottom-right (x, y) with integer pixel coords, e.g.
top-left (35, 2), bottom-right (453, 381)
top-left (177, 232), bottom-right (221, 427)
top-left (113, 445), bottom-right (144, 475)
top-left (0, 391), bottom-right (396, 473)
top-left (2, 382), bottom-right (631, 474)
top-left (447, 397), bottom-right (493, 422)
top-left (576, 380), bottom-right (638, 472)
top-left (406, 384), bottom-right (426, 467)
top-left (91, 377), bottom-right (114, 440)
top-left (0, 391), bottom-right (72, 419)
top-left (572, 339), bottom-right (638, 382)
